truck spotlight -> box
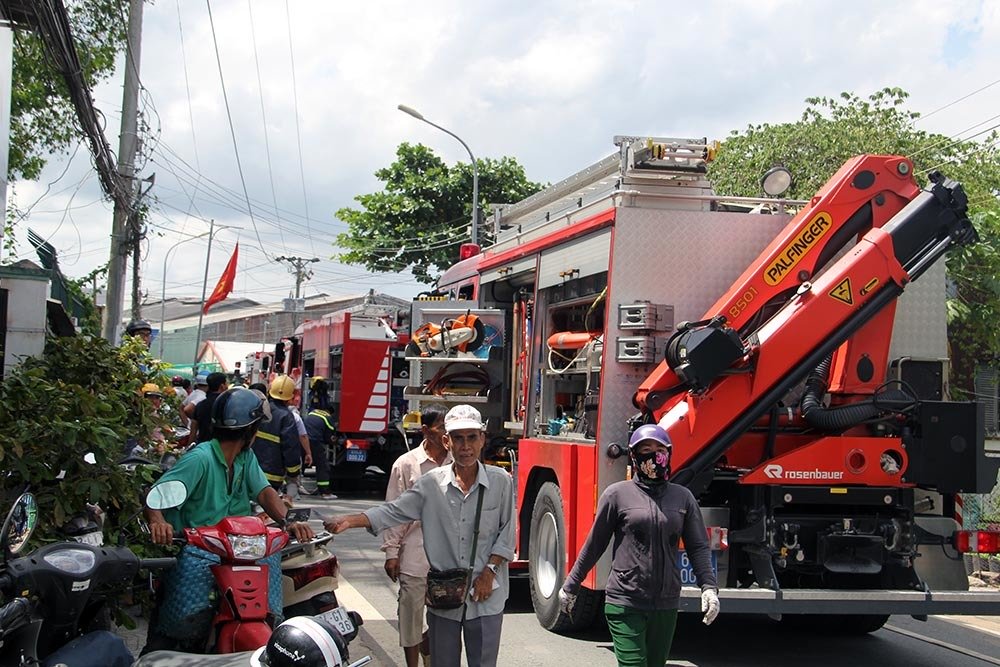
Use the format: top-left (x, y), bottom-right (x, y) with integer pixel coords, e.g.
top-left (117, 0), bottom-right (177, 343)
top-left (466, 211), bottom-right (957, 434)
top-left (761, 165), bottom-right (793, 197)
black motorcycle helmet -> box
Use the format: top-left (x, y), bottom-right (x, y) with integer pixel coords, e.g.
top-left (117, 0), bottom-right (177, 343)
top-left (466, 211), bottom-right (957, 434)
top-left (212, 387), bottom-right (270, 431)
top-left (250, 616), bottom-right (350, 667)
top-left (125, 319), bottom-right (152, 336)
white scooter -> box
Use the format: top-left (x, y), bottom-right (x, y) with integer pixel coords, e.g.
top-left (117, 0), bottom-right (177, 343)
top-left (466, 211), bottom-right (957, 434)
top-left (281, 508), bottom-right (342, 618)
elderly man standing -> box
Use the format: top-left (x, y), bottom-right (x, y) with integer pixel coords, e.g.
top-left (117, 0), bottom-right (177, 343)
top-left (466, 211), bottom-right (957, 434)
top-left (327, 405), bottom-right (514, 667)
top-left (382, 404), bottom-right (453, 667)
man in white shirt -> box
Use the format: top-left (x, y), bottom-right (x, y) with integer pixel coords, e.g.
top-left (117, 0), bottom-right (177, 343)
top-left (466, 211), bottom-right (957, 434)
top-left (327, 405), bottom-right (515, 667)
top-left (382, 405), bottom-right (452, 667)
top-left (182, 373), bottom-right (209, 412)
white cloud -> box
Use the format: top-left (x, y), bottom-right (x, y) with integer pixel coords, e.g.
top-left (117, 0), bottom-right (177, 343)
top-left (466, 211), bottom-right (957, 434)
top-left (7, 0), bottom-right (1000, 312)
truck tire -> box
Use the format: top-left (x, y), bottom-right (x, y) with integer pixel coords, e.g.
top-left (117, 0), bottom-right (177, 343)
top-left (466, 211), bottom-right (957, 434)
top-left (782, 613), bottom-right (889, 635)
top-left (836, 613), bottom-right (889, 634)
top-left (528, 482), bottom-right (601, 632)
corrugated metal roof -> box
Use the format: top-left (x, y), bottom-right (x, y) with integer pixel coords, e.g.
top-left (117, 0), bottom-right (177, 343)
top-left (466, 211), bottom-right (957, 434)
top-left (161, 293), bottom-right (369, 332)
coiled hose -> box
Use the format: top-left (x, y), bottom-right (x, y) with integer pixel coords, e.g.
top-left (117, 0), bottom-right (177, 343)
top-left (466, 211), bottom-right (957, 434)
top-left (800, 355), bottom-right (912, 431)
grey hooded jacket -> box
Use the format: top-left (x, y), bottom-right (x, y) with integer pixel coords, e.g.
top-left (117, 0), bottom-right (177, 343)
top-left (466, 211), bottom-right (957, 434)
top-left (563, 479), bottom-right (717, 611)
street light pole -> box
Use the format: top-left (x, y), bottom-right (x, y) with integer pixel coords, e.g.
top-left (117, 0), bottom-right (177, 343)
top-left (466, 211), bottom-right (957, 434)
top-left (398, 104), bottom-right (480, 246)
top-left (158, 230), bottom-right (211, 359)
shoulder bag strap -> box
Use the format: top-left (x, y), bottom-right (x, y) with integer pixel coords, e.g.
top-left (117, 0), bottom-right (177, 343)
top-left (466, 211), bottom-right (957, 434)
top-left (461, 483), bottom-right (487, 622)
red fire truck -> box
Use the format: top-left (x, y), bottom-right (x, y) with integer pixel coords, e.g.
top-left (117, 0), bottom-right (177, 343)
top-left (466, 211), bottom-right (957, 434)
top-left (406, 136), bottom-right (1000, 633)
top-left (246, 304), bottom-right (411, 483)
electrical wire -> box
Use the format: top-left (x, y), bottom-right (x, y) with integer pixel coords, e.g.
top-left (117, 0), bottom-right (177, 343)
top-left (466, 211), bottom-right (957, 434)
top-left (284, 0), bottom-right (316, 254)
top-left (13, 140), bottom-right (84, 223)
top-left (916, 77), bottom-right (1000, 124)
top-left (247, 0), bottom-right (289, 255)
top-left (205, 0), bottom-right (270, 260)
top-left (922, 132), bottom-right (1000, 176)
top-left (174, 0), bottom-right (204, 237)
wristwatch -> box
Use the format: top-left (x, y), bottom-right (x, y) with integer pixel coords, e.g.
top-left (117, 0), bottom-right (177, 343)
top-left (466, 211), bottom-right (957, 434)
top-left (486, 563), bottom-right (500, 575)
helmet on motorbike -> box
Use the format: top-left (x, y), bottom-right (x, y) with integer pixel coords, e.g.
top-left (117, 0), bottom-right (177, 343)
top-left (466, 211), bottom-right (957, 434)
top-left (268, 374), bottom-right (296, 402)
top-left (141, 382), bottom-right (163, 398)
top-left (628, 423), bottom-right (672, 450)
top-left (125, 319), bottom-right (152, 336)
top-left (171, 375), bottom-right (185, 386)
top-left (212, 387), bottom-right (270, 431)
top-left (250, 616), bottom-right (350, 667)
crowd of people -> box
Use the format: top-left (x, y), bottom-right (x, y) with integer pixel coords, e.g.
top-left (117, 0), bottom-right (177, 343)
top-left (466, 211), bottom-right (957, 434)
top-left (125, 318), bottom-right (719, 667)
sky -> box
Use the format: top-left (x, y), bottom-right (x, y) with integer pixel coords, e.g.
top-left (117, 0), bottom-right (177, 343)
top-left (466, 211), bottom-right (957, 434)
top-left (6, 0), bottom-right (1000, 316)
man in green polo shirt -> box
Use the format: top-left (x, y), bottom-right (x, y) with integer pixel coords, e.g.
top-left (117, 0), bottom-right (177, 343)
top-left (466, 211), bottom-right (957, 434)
top-left (143, 387), bottom-right (313, 653)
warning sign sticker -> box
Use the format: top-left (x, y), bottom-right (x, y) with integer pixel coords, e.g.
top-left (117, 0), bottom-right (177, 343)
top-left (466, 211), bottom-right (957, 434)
top-left (830, 278), bottom-right (853, 305)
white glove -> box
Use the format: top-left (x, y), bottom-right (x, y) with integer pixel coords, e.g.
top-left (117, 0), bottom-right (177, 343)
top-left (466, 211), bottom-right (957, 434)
top-left (701, 589), bottom-right (720, 625)
top-left (558, 588), bottom-right (577, 617)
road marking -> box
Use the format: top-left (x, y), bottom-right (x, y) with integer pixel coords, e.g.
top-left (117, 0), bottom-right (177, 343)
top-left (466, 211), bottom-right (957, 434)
top-left (336, 574), bottom-right (387, 623)
top-left (885, 623), bottom-right (1000, 665)
top-left (935, 615), bottom-right (1000, 640)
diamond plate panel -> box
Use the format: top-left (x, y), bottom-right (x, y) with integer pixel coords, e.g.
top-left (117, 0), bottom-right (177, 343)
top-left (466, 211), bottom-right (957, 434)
top-left (597, 207), bottom-right (790, 493)
top-left (890, 261), bottom-right (948, 360)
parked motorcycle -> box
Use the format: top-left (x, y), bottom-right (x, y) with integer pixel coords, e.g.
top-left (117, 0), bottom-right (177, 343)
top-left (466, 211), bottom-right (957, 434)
top-left (280, 508), bottom-right (341, 619)
top-left (0, 492), bottom-right (368, 667)
top-left (0, 490), bottom-right (176, 666)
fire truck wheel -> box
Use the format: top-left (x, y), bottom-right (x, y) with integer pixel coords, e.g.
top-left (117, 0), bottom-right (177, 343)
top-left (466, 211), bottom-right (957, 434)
top-left (528, 482), bottom-right (600, 631)
top-left (781, 613), bottom-right (889, 635)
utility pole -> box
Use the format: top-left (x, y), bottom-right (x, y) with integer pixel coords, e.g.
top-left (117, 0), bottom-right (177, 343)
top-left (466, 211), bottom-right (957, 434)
top-left (101, 0), bottom-right (144, 342)
top-left (128, 174), bottom-right (154, 319)
top-left (277, 255), bottom-right (319, 330)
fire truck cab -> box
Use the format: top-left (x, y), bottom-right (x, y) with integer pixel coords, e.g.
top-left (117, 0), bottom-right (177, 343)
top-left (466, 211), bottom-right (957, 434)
top-left (407, 136), bottom-right (1000, 633)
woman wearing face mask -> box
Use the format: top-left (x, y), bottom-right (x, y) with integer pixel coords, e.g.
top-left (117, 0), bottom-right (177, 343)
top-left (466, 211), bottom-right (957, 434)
top-left (559, 424), bottom-right (719, 666)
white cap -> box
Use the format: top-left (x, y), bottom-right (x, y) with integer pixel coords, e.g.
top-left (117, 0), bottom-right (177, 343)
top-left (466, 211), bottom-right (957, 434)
top-left (444, 404), bottom-right (486, 432)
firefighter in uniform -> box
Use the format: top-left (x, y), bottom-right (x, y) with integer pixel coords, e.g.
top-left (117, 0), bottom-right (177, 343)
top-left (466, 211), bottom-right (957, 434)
top-left (304, 377), bottom-right (337, 499)
top-left (251, 375), bottom-right (302, 492)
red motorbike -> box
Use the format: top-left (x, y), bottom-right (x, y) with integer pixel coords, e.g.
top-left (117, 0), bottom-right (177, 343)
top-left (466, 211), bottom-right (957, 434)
top-left (147, 480), bottom-right (289, 653)
top-left (184, 514), bottom-right (289, 652)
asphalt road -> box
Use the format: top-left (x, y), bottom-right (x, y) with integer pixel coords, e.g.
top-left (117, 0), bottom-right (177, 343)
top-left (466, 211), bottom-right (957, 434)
top-left (302, 492), bottom-right (1000, 667)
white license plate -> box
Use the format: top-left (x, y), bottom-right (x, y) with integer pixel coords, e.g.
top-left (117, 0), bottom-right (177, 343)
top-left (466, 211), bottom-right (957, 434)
top-left (318, 607), bottom-right (355, 636)
top-left (345, 449), bottom-right (367, 463)
top-left (677, 550), bottom-right (718, 586)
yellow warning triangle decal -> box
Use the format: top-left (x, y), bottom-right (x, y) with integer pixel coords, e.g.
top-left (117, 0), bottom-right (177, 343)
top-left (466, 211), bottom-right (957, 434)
top-left (830, 278), bottom-right (853, 305)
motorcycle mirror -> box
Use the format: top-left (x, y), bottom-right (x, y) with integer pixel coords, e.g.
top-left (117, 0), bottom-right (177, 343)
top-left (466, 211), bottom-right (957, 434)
top-left (286, 508), bottom-right (312, 523)
top-left (1, 492), bottom-right (39, 557)
top-left (146, 480), bottom-right (188, 510)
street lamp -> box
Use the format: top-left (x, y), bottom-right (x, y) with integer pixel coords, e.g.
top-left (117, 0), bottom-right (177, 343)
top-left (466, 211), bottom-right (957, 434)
top-left (398, 104), bottom-right (480, 246)
top-left (158, 230), bottom-right (211, 359)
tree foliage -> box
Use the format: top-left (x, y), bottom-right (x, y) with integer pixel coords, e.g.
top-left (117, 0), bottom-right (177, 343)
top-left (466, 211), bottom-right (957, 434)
top-left (708, 88), bottom-right (1000, 396)
top-left (9, 0), bottom-right (127, 181)
top-left (0, 335), bottom-right (163, 545)
top-left (336, 143), bottom-right (543, 284)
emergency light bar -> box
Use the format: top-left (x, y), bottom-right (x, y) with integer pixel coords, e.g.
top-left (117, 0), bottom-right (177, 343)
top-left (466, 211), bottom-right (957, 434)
top-left (954, 529), bottom-right (1000, 553)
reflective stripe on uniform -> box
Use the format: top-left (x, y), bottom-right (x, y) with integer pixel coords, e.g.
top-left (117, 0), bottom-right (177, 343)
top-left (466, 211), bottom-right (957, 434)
top-left (315, 412), bottom-right (336, 431)
top-left (264, 471), bottom-right (285, 483)
top-left (255, 431), bottom-right (281, 443)
top-left (286, 465), bottom-right (301, 474)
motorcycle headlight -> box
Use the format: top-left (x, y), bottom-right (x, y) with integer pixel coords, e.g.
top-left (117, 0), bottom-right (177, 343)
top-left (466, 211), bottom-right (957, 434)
top-left (228, 533), bottom-right (267, 560)
top-left (43, 548), bottom-right (96, 574)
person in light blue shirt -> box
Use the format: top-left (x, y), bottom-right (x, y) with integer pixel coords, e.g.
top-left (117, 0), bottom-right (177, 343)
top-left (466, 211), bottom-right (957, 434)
top-left (327, 405), bottom-right (515, 667)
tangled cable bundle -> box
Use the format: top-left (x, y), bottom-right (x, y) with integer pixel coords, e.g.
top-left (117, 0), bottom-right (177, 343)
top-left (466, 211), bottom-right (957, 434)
top-left (423, 363), bottom-right (492, 397)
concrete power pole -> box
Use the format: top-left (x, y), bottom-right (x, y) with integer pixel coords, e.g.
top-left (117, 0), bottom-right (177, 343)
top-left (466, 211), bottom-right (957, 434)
top-left (101, 0), bottom-right (144, 342)
top-left (276, 256), bottom-right (319, 330)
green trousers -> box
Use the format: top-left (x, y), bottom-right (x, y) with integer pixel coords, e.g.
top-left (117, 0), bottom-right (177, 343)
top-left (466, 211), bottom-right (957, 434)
top-left (604, 604), bottom-right (679, 667)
